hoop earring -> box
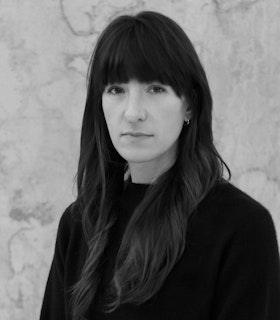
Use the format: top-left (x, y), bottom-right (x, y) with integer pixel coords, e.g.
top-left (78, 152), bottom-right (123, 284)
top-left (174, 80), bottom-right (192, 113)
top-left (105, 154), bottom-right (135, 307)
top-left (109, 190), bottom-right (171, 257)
top-left (184, 118), bottom-right (190, 126)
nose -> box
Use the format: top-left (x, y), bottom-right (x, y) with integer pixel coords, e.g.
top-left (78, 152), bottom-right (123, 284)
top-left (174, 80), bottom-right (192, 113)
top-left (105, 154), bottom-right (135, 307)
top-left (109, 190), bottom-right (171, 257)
top-left (124, 91), bottom-right (146, 123)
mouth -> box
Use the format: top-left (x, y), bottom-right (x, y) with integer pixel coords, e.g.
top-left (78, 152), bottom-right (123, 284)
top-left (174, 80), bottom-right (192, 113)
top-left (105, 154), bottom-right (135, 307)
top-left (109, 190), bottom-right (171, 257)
top-left (122, 132), bottom-right (153, 137)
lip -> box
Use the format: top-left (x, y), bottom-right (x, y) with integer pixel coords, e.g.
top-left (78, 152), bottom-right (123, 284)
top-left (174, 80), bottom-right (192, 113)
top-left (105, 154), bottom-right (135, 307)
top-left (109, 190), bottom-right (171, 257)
top-left (122, 132), bottom-right (153, 137)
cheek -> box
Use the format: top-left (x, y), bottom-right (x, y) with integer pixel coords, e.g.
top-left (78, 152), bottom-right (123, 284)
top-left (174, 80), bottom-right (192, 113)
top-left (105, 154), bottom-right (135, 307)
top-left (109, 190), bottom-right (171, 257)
top-left (102, 108), bottom-right (122, 150)
top-left (157, 108), bottom-right (184, 139)
top-left (157, 125), bottom-right (183, 150)
top-left (102, 103), bottom-right (117, 131)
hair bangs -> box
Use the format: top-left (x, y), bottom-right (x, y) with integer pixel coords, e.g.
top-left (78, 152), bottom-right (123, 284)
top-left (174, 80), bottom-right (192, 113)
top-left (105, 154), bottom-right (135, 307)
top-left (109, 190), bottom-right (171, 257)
top-left (99, 24), bottom-right (181, 95)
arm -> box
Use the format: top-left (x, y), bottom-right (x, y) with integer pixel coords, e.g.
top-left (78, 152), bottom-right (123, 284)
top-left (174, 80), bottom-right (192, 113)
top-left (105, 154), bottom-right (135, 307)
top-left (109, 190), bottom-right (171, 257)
top-left (40, 206), bottom-right (73, 320)
top-left (211, 208), bottom-right (280, 320)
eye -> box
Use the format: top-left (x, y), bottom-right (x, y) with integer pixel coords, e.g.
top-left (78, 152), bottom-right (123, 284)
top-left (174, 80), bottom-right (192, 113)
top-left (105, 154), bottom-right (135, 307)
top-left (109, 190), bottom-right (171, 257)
top-left (148, 85), bottom-right (166, 94)
top-left (106, 86), bottom-right (124, 95)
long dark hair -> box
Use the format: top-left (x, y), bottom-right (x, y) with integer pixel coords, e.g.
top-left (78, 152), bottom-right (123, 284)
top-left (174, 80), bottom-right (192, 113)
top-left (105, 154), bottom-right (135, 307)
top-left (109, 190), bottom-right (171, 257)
top-left (70, 10), bottom-right (230, 319)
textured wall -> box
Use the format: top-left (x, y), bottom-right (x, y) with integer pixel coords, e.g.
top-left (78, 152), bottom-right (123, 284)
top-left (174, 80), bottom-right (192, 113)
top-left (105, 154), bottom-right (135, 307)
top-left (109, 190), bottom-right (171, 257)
top-left (0, 0), bottom-right (279, 319)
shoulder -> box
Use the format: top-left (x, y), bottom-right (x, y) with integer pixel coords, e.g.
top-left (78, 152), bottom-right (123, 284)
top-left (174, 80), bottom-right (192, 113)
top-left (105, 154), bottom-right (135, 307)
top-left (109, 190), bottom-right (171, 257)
top-left (204, 180), bottom-right (267, 213)
top-left (57, 202), bottom-right (82, 232)
top-left (193, 180), bottom-right (277, 246)
top-left (55, 202), bottom-right (84, 253)
top-left (202, 180), bottom-right (271, 221)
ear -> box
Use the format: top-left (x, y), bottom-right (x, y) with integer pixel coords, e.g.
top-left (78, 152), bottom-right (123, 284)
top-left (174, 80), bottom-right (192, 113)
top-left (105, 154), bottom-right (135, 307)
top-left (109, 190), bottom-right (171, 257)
top-left (183, 98), bottom-right (192, 120)
top-left (184, 108), bottom-right (192, 121)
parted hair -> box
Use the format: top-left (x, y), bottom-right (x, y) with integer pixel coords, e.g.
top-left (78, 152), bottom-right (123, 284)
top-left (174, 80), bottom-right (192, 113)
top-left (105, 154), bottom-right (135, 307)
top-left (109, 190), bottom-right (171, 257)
top-left (70, 10), bottom-right (230, 319)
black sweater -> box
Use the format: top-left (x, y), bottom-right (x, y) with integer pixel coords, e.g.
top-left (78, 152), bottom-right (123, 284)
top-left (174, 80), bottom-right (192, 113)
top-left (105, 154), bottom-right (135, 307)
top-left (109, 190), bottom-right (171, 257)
top-left (40, 181), bottom-right (280, 320)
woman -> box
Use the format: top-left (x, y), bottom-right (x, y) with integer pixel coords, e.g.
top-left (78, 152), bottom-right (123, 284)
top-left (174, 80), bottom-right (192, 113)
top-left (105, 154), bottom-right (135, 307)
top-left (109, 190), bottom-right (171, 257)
top-left (40, 11), bottom-right (280, 320)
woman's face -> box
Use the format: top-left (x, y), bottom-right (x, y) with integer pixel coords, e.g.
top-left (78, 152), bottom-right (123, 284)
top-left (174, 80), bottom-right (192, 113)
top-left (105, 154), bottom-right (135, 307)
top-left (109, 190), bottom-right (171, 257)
top-left (102, 79), bottom-right (187, 171)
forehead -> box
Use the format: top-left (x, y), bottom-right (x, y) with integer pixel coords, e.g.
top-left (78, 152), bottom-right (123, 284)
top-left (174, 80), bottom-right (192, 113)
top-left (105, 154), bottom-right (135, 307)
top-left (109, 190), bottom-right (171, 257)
top-left (105, 79), bottom-right (169, 86)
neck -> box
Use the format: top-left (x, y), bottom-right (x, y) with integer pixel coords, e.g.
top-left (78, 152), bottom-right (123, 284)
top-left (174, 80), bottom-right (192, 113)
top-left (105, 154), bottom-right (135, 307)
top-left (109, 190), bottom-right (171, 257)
top-left (128, 154), bottom-right (176, 184)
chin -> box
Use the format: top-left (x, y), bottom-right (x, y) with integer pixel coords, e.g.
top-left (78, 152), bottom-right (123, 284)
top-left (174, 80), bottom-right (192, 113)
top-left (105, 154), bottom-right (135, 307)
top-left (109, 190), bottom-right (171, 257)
top-left (118, 150), bottom-right (157, 163)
